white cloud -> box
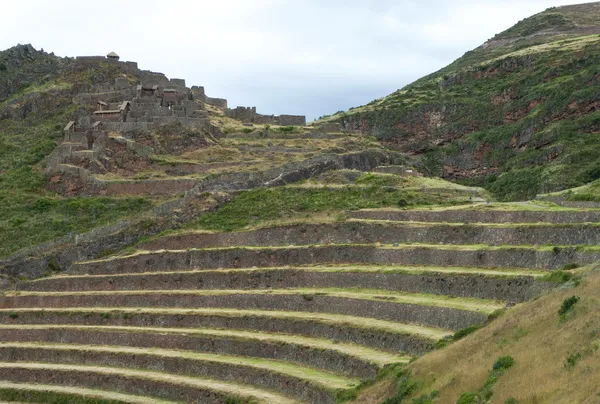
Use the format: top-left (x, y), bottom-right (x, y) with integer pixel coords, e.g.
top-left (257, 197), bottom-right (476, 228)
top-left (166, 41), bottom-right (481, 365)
top-left (0, 0), bottom-right (589, 120)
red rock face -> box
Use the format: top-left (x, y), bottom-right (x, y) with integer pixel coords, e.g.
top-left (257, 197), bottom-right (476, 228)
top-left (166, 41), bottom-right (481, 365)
top-left (46, 172), bottom-right (86, 197)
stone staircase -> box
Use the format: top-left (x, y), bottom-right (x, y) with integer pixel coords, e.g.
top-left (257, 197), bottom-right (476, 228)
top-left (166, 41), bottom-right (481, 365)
top-left (1, 204), bottom-right (598, 403)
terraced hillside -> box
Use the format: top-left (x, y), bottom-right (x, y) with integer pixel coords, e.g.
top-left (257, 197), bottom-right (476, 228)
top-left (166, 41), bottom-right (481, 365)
top-left (1, 200), bottom-right (598, 403)
top-left (2, 4), bottom-right (600, 401)
top-left (317, 2), bottom-right (600, 201)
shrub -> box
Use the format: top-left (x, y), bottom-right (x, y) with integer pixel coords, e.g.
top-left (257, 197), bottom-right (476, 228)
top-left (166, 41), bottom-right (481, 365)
top-left (457, 392), bottom-right (480, 404)
top-left (397, 198), bottom-right (409, 207)
top-left (564, 352), bottom-right (583, 369)
top-left (543, 270), bottom-right (572, 283)
top-left (412, 390), bottom-right (440, 404)
top-left (8, 312), bottom-right (18, 319)
top-left (454, 325), bottom-right (480, 341)
top-left (382, 371), bottom-right (419, 404)
top-left (493, 356), bottom-right (515, 371)
top-left (558, 296), bottom-right (580, 316)
top-left (562, 263), bottom-right (580, 270)
top-left (47, 256), bottom-right (61, 273)
top-left (436, 325), bottom-right (480, 349)
top-left (458, 356), bottom-right (515, 403)
top-left (505, 398), bottom-right (519, 404)
top-left (277, 126), bottom-right (296, 134)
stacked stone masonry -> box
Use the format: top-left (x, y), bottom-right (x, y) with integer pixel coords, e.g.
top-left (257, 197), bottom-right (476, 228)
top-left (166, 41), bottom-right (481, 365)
top-left (225, 106), bottom-right (306, 126)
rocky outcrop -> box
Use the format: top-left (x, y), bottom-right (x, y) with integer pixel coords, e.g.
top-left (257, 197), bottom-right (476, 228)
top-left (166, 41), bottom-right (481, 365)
top-left (0, 44), bottom-right (64, 103)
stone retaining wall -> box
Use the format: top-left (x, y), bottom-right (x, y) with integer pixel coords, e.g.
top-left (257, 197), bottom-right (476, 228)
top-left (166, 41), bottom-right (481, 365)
top-left (105, 178), bottom-right (197, 196)
top-left (349, 209), bottom-right (600, 223)
top-left (163, 162), bottom-right (247, 176)
top-left (71, 245), bottom-right (600, 274)
top-left (21, 269), bottom-right (550, 302)
top-left (0, 293), bottom-right (485, 331)
top-left (1, 150), bottom-right (400, 282)
top-left (0, 328), bottom-right (378, 379)
top-left (0, 347), bottom-right (334, 404)
top-left (0, 366), bottom-right (250, 404)
top-left (3, 310), bottom-right (435, 354)
top-left (141, 222), bottom-right (600, 251)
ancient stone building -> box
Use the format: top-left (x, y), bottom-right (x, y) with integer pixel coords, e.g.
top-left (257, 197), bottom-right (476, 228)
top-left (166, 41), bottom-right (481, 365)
top-left (106, 51), bottom-right (120, 61)
top-left (225, 106), bottom-right (306, 126)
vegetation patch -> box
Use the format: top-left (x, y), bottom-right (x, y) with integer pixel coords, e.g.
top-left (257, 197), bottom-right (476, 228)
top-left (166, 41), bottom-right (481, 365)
top-left (435, 325), bottom-right (481, 349)
top-left (558, 295), bottom-right (580, 318)
top-left (0, 195), bottom-right (153, 258)
top-left (541, 270), bottom-right (573, 283)
top-left (456, 356), bottom-right (515, 404)
top-left (380, 370), bottom-right (440, 404)
top-left (192, 186), bottom-right (464, 231)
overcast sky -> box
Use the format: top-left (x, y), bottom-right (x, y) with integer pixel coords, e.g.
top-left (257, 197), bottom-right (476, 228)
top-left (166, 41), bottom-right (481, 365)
top-left (0, 0), bottom-right (589, 120)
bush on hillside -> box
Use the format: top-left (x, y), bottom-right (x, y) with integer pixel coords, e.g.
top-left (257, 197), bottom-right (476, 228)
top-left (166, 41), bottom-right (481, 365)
top-left (558, 296), bottom-right (580, 316)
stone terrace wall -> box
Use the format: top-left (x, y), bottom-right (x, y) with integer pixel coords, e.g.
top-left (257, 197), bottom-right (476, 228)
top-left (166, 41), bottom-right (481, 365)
top-left (0, 293), bottom-right (485, 332)
top-left (349, 209), bottom-right (600, 223)
top-left (141, 222), bottom-right (600, 250)
top-left (0, 327), bottom-right (379, 380)
top-left (0, 150), bottom-right (400, 282)
top-left (3, 310), bottom-right (434, 354)
top-left (105, 179), bottom-right (197, 196)
top-left (72, 245), bottom-right (600, 275)
top-left (0, 366), bottom-right (281, 404)
top-left (24, 267), bottom-right (551, 302)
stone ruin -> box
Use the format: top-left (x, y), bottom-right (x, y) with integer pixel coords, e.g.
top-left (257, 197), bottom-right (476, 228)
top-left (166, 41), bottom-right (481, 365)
top-left (47, 52), bottom-right (310, 192)
top-left (225, 106), bottom-right (306, 126)
top-left (64, 52), bottom-right (306, 146)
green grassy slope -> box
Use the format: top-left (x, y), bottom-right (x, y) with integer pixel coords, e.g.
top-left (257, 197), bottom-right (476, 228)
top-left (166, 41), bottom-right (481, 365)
top-left (318, 2), bottom-right (600, 201)
top-left (353, 265), bottom-right (600, 403)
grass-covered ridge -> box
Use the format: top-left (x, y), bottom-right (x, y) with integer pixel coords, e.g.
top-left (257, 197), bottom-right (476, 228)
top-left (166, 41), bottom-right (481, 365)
top-left (317, 3), bottom-right (600, 201)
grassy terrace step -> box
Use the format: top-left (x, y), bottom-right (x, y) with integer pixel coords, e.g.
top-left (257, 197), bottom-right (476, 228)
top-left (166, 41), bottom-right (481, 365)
top-left (0, 289), bottom-right (496, 331)
top-left (21, 265), bottom-right (551, 302)
top-left (71, 245), bottom-right (600, 273)
top-left (0, 381), bottom-right (176, 404)
top-left (0, 325), bottom-right (409, 379)
top-left (140, 221), bottom-right (600, 250)
top-left (349, 207), bottom-right (600, 223)
top-left (0, 362), bottom-right (298, 404)
top-left (0, 308), bottom-right (447, 354)
top-left (0, 343), bottom-right (355, 403)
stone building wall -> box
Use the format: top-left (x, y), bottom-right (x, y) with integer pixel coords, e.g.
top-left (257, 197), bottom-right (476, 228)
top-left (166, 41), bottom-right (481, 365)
top-left (205, 97), bottom-right (228, 108)
top-left (278, 114), bottom-right (306, 126)
top-left (169, 78), bottom-right (186, 88)
top-left (225, 107), bottom-right (306, 126)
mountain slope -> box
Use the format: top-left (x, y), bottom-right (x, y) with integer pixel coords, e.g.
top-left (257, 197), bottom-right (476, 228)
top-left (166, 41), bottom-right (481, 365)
top-left (353, 264), bottom-right (600, 403)
top-left (319, 2), bottom-right (600, 201)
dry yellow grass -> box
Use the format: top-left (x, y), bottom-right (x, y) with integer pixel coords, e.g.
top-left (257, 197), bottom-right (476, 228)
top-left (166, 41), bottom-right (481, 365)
top-left (354, 265), bottom-right (600, 403)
